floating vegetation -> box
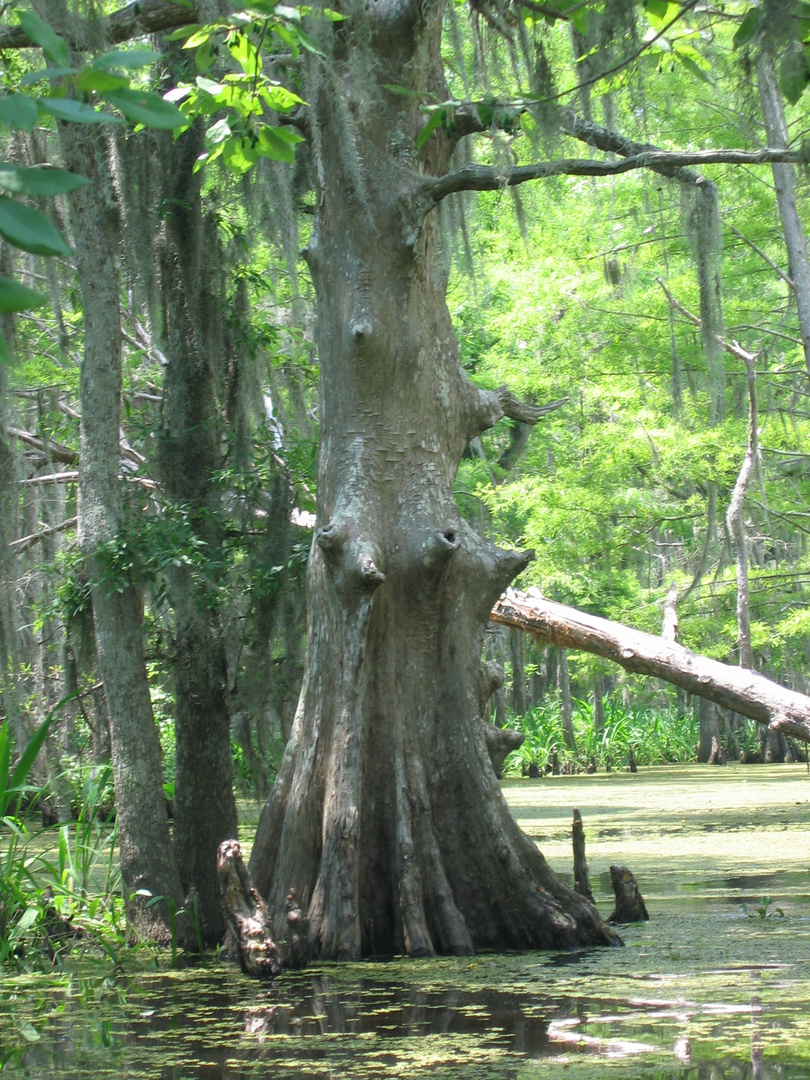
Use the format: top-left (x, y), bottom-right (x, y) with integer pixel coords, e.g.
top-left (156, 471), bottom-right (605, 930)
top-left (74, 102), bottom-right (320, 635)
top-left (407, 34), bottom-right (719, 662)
top-left (2, 765), bottom-right (809, 1078)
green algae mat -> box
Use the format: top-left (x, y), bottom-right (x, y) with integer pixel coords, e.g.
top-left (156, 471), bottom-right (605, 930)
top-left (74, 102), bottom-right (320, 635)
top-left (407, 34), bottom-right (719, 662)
top-left (2, 763), bottom-right (809, 1078)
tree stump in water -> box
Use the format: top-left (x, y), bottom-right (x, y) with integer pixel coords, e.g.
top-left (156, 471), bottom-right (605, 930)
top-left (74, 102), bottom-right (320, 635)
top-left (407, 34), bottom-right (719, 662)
top-left (218, 839), bottom-right (310, 976)
top-left (571, 809), bottom-right (594, 904)
top-left (628, 746), bottom-right (638, 773)
top-left (608, 865), bottom-right (649, 924)
top-left (708, 734), bottom-right (725, 765)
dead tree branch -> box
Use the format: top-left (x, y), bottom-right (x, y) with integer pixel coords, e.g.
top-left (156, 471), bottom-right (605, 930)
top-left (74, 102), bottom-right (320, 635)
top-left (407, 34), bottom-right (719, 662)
top-left (491, 588), bottom-right (810, 743)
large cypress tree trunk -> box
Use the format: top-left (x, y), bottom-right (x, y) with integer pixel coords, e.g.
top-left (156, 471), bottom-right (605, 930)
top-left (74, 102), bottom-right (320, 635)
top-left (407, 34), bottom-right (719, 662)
top-left (248, 2), bottom-right (618, 957)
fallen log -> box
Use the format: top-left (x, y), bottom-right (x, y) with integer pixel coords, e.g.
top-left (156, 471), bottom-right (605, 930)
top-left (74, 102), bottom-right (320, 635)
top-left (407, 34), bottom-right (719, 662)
top-left (491, 589), bottom-right (810, 743)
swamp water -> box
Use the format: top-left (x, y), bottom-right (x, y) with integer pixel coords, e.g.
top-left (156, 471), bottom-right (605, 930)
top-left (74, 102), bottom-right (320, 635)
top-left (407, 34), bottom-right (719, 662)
top-left (2, 763), bottom-right (809, 1079)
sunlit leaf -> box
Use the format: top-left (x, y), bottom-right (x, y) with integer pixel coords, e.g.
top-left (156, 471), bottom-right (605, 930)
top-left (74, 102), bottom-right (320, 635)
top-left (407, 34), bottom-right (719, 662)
top-left (183, 28), bottom-right (212, 48)
top-left (18, 10), bottom-right (69, 68)
top-left (0, 276), bottom-right (48, 314)
top-left (105, 88), bottom-right (188, 129)
top-left (257, 125), bottom-right (299, 161)
top-left (196, 76), bottom-right (225, 95)
top-left (261, 84), bottom-right (305, 111)
top-left (0, 197), bottom-right (72, 257)
top-left (0, 163), bottom-right (88, 197)
top-left (164, 23), bottom-right (202, 41)
top-left (164, 85), bottom-right (192, 104)
top-left (205, 117), bottom-right (232, 147)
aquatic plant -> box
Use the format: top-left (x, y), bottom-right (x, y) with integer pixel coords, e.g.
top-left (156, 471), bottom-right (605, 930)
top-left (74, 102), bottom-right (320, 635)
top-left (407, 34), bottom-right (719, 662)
top-left (503, 696), bottom-right (699, 775)
top-left (1, 708), bottom-right (127, 970)
top-left (741, 895), bottom-right (785, 920)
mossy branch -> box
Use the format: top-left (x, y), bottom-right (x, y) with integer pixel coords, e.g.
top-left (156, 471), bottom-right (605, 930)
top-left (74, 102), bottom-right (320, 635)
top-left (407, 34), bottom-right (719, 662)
top-left (425, 146), bottom-right (810, 203)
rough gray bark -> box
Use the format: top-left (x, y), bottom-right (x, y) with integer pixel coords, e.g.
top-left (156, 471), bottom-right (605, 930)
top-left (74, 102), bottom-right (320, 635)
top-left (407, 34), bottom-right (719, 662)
top-left (46, 55), bottom-right (185, 940)
top-left (509, 626), bottom-right (527, 715)
top-left (757, 52), bottom-right (810, 380)
top-left (0, 245), bottom-right (26, 754)
top-left (248, 1), bottom-right (618, 957)
top-left (558, 649), bottom-right (577, 751)
top-left (726, 347), bottom-right (758, 671)
top-left (492, 589), bottom-right (810, 743)
top-left (697, 697), bottom-right (720, 764)
top-left (155, 123), bottom-right (239, 944)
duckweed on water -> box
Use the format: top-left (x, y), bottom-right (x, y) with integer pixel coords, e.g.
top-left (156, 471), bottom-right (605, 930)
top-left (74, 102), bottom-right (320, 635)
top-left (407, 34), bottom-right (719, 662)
top-left (2, 764), bottom-right (809, 1078)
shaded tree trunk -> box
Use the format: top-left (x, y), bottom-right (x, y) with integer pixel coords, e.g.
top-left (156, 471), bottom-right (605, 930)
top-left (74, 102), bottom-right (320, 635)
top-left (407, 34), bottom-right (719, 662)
top-left (48, 81), bottom-right (185, 941)
top-left (0, 244), bottom-right (27, 755)
top-left (558, 649), bottom-right (577, 751)
top-left (248, 5), bottom-right (618, 956)
top-left (697, 697), bottom-right (719, 764)
top-left (154, 124), bottom-right (238, 944)
top-left (509, 626), bottom-right (527, 716)
top-left (593, 674), bottom-right (605, 735)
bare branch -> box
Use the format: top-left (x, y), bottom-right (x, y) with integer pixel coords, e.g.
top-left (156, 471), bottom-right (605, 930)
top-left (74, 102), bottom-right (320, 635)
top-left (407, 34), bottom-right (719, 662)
top-left (728, 224), bottom-right (796, 291)
top-left (9, 426), bottom-right (78, 464)
top-left (492, 588), bottom-right (810, 743)
top-left (655, 277), bottom-right (757, 365)
top-left (11, 516), bottom-right (78, 554)
top-left (0, 0), bottom-right (198, 50)
top-left (19, 471), bottom-right (80, 486)
top-left (560, 110), bottom-right (703, 186)
top-left (425, 146), bottom-right (808, 203)
top-left (498, 389), bottom-right (568, 424)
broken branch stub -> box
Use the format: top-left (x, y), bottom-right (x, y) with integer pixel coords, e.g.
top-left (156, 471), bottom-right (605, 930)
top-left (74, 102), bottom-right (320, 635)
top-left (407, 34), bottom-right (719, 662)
top-left (608, 865), bottom-right (649, 925)
top-left (572, 809), bottom-right (594, 904)
top-left (218, 839), bottom-right (310, 977)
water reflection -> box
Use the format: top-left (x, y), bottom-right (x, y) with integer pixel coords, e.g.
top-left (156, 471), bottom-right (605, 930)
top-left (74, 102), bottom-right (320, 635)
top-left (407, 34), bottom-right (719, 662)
top-left (5, 967), bottom-right (807, 1080)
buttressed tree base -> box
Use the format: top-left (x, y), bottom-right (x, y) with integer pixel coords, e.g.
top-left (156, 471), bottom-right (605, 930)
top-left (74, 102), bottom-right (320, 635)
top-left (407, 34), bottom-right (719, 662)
top-left (244, 0), bottom-right (620, 958)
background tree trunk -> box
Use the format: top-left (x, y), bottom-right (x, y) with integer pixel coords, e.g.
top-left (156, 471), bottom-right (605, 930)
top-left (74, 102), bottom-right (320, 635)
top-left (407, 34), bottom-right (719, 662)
top-left (697, 697), bottom-right (719, 764)
top-left (155, 124), bottom-right (238, 944)
top-left (52, 103), bottom-right (185, 942)
top-left (726, 347), bottom-right (757, 671)
top-left (558, 649), bottom-right (577, 751)
top-left (757, 52), bottom-right (810, 379)
top-left (509, 626), bottom-right (527, 716)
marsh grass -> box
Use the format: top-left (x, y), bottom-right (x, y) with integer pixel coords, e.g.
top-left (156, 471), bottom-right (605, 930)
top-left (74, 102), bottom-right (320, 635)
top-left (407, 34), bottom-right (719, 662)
top-left (503, 696), bottom-right (699, 775)
top-left (2, 715), bottom-right (127, 971)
